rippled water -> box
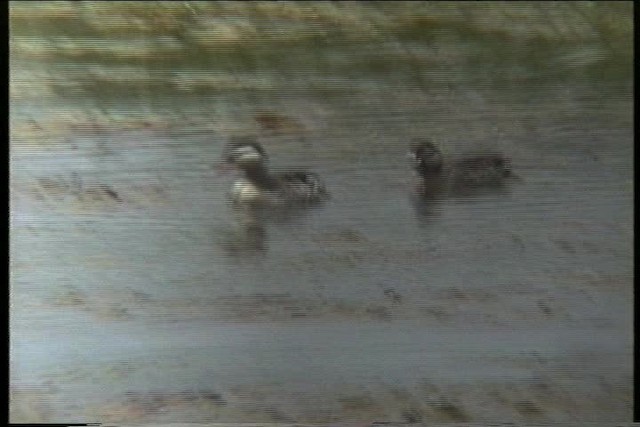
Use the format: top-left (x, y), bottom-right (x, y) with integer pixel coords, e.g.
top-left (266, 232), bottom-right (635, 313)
top-left (10, 2), bottom-right (633, 424)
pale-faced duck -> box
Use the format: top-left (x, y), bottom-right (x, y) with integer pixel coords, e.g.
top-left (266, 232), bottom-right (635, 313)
top-left (222, 137), bottom-right (329, 207)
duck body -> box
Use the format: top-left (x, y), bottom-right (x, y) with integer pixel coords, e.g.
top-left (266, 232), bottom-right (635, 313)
top-left (410, 139), bottom-right (514, 197)
top-left (449, 156), bottom-right (513, 189)
top-left (229, 170), bottom-right (328, 206)
top-left (223, 138), bottom-right (329, 207)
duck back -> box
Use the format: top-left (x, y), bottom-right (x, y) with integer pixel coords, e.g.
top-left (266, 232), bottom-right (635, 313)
top-left (450, 156), bottom-right (512, 188)
top-left (276, 171), bottom-right (330, 203)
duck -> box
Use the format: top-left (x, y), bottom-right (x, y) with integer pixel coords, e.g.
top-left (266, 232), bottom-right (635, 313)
top-left (409, 139), bottom-right (514, 197)
top-left (222, 136), bottom-right (329, 207)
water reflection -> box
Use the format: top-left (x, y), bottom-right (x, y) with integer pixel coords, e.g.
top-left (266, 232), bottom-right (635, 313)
top-left (221, 211), bottom-right (268, 255)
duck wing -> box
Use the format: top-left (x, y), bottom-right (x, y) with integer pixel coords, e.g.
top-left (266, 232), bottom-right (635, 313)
top-left (451, 156), bottom-right (512, 187)
top-left (275, 171), bottom-right (330, 202)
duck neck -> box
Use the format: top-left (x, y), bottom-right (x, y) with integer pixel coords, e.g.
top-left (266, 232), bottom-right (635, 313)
top-left (243, 164), bottom-right (276, 188)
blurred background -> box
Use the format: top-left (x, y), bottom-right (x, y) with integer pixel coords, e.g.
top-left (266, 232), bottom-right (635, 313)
top-left (10, 1), bottom-right (633, 424)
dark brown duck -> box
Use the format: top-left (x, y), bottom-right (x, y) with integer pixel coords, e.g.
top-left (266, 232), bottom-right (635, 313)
top-left (409, 139), bottom-right (515, 196)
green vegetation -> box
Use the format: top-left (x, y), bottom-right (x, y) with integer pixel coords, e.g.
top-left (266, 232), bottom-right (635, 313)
top-left (9, 2), bottom-right (632, 106)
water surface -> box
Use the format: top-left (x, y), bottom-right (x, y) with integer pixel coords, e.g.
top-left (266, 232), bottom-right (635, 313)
top-left (10, 2), bottom-right (633, 424)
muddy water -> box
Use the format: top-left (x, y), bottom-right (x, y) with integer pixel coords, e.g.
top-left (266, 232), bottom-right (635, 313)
top-left (10, 2), bottom-right (633, 424)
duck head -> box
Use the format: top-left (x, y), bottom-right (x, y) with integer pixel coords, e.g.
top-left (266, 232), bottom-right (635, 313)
top-left (409, 139), bottom-right (444, 176)
top-left (223, 137), bottom-right (270, 168)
